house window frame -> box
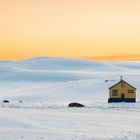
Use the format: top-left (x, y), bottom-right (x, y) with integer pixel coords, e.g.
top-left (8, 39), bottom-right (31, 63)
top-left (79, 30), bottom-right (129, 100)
top-left (128, 90), bottom-right (134, 94)
top-left (112, 90), bottom-right (118, 96)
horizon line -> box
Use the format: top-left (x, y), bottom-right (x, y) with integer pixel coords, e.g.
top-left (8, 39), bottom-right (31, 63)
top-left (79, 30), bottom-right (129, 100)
top-left (83, 54), bottom-right (140, 61)
top-left (0, 55), bottom-right (140, 62)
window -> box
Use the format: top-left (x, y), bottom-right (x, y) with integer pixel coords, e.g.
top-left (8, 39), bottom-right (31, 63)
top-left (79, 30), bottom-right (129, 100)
top-left (112, 90), bottom-right (118, 96)
top-left (128, 90), bottom-right (134, 93)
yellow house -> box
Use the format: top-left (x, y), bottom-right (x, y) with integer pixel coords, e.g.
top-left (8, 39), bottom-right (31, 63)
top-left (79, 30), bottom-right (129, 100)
top-left (108, 76), bottom-right (136, 103)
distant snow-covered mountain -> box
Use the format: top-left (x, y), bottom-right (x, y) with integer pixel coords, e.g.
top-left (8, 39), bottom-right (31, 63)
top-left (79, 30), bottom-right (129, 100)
top-left (1, 56), bottom-right (139, 71)
top-left (0, 56), bottom-right (139, 83)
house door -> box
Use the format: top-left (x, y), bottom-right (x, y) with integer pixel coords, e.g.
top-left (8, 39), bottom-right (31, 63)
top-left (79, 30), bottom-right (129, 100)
top-left (121, 94), bottom-right (125, 99)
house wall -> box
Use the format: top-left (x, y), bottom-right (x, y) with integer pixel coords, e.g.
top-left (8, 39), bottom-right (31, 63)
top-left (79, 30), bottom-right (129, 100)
top-left (109, 82), bottom-right (136, 99)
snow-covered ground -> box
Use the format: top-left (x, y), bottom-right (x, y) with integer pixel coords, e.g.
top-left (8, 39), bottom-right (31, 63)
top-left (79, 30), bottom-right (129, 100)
top-left (1, 107), bottom-right (140, 140)
top-left (0, 57), bottom-right (140, 140)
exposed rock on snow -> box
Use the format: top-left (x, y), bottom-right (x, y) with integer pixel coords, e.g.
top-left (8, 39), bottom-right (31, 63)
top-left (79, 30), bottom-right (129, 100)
top-left (68, 102), bottom-right (85, 107)
top-left (3, 100), bottom-right (10, 103)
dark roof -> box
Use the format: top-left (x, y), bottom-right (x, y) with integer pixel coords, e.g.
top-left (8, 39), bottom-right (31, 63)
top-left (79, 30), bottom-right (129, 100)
top-left (109, 80), bottom-right (136, 90)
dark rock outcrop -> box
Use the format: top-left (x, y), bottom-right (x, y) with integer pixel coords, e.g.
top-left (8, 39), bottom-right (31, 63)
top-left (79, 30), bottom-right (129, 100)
top-left (3, 100), bottom-right (10, 103)
top-left (68, 102), bottom-right (85, 107)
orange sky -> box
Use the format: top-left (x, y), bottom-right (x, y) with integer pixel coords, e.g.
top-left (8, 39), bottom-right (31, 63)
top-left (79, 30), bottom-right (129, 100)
top-left (0, 0), bottom-right (140, 60)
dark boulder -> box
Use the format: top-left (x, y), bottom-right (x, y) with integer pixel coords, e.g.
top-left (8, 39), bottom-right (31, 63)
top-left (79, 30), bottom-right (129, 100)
top-left (3, 100), bottom-right (10, 103)
top-left (68, 102), bottom-right (85, 107)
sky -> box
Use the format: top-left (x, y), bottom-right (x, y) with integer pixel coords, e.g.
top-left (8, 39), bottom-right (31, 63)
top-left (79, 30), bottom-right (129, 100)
top-left (0, 0), bottom-right (140, 60)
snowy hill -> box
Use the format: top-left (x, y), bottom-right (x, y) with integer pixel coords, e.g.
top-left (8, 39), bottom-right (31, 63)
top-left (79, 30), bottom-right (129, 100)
top-left (1, 57), bottom-right (140, 140)
top-left (0, 57), bottom-right (139, 105)
top-left (0, 57), bottom-right (140, 82)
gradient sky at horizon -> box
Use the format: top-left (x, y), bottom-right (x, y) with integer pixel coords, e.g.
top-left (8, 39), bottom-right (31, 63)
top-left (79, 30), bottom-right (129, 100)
top-left (0, 0), bottom-right (140, 60)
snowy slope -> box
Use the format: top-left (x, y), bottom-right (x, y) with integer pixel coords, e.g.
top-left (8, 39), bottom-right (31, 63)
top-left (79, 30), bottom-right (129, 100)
top-left (0, 57), bottom-right (140, 140)
top-left (0, 57), bottom-right (140, 104)
top-left (1, 107), bottom-right (140, 140)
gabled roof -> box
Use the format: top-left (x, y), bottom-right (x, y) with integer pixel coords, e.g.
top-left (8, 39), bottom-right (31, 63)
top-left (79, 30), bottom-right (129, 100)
top-left (109, 80), bottom-right (136, 90)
